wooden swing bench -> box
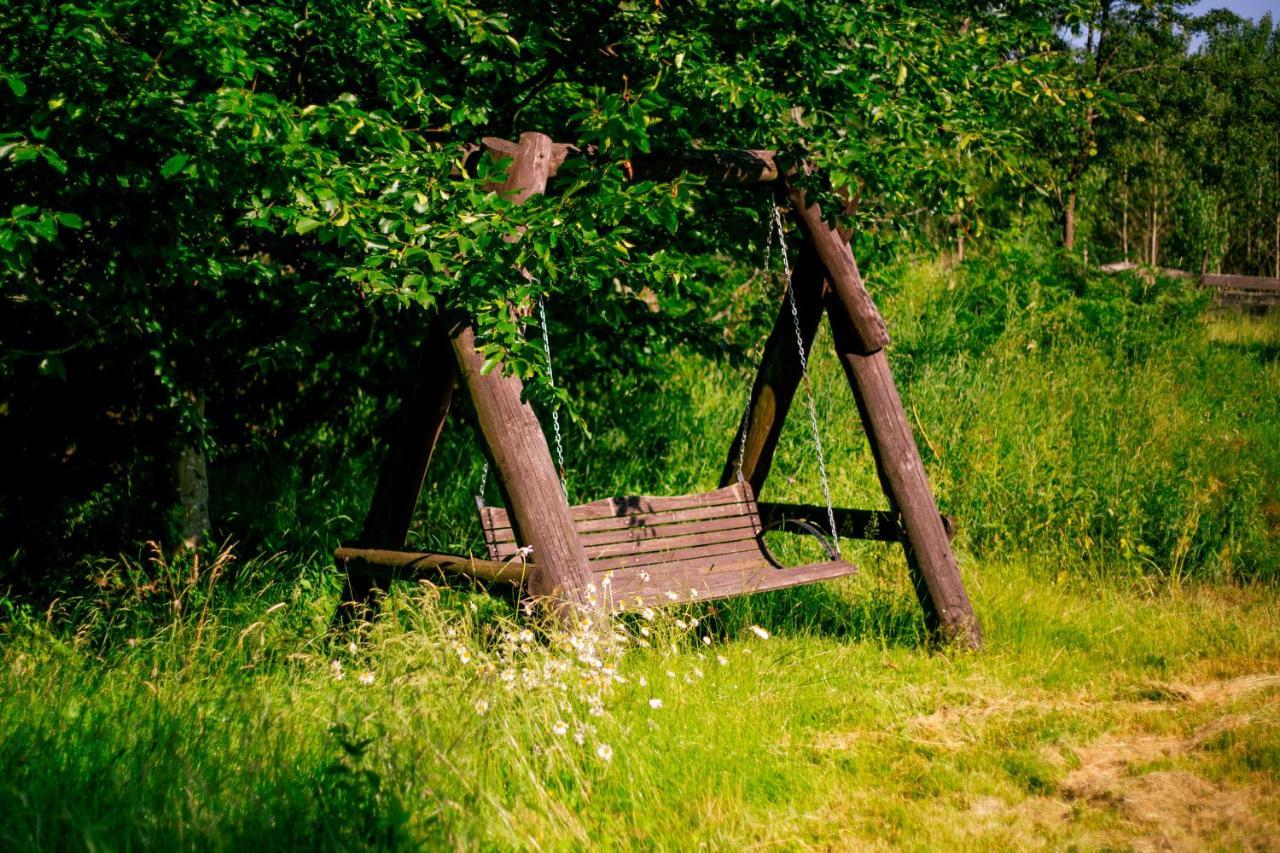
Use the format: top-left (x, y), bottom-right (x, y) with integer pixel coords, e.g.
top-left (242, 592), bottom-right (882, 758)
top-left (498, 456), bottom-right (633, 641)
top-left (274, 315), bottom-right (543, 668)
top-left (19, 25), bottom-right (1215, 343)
top-left (337, 482), bottom-right (856, 612)
top-left (333, 132), bottom-right (981, 647)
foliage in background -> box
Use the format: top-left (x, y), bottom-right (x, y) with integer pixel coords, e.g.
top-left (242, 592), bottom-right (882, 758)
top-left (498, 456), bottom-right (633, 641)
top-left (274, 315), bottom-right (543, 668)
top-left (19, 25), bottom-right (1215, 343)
top-left (1043, 3), bottom-right (1280, 271)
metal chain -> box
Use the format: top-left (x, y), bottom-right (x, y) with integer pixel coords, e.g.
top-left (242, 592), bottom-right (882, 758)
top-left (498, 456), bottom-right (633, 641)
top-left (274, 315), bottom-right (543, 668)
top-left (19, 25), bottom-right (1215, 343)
top-left (476, 296), bottom-right (568, 503)
top-left (772, 205), bottom-right (840, 554)
top-left (538, 296), bottom-right (568, 497)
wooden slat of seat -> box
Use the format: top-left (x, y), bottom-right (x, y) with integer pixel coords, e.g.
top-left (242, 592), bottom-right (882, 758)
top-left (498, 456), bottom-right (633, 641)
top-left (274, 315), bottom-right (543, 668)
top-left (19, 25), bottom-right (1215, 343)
top-left (480, 483), bottom-right (752, 532)
top-left (485, 512), bottom-right (762, 551)
top-left (582, 524), bottom-right (763, 560)
top-left (603, 558), bottom-right (859, 611)
top-left (576, 514), bottom-right (761, 548)
top-left (589, 539), bottom-right (764, 572)
top-left (480, 487), bottom-right (755, 540)
top-left (571, 501), bottom-right (755, 533)
top-left (491, 519), bottom-right (764, 562)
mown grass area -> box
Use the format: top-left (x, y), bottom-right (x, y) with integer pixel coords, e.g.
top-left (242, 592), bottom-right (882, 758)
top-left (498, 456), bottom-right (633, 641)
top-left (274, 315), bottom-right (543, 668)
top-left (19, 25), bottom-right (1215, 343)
top-left (2, 249), bottom-right (1278, 849)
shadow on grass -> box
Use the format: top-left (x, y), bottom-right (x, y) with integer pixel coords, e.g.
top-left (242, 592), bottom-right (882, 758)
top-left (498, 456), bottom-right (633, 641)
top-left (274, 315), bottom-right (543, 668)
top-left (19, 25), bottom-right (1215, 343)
top-left (698, 579), bottom-right (929, 649)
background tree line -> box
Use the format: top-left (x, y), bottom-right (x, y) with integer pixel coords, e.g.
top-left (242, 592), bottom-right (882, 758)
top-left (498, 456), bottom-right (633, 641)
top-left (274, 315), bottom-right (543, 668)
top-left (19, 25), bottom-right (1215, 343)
top-left (1050, 2), bottom-right (1278, 274)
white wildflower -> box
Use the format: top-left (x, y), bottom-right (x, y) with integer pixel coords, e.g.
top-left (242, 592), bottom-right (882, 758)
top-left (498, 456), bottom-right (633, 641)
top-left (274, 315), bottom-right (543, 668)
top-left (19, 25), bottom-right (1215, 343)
top-left (552, 720), bottom-right (568, 736)
top-left (675, 619), bottom-right (687, 630)
top-left (596, 743), bottom-right (613, 763)
top-left (640, 607), bottom-right (655, 621)
top-left (664, 590), bottom-right (679, 601)
top-left (474, 698), bottom-right (490, 716)
top-left (702, 635), bottom-right (712, 646)
top-left (717, 654), bottom-right (729, 666)
top-left (330, 660), bottom-right (345, 681)
top-left (357, 671), bottom-right (376, 686)
top-left (649, 698), bottom-right (663, 709)
top-left (749, 625), bottom-right (771, 640)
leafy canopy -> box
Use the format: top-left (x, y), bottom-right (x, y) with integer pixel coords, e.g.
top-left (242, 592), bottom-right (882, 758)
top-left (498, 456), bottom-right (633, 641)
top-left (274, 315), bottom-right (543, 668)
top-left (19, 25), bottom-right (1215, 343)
top-left (2, 0), bottom-right (1084, 423)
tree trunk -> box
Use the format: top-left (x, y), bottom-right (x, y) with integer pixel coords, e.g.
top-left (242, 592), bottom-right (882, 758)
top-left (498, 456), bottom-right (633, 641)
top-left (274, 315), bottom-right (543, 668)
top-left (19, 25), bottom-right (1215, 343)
top-left (1064, 190), bottom-right (1077, 251)
top-left (1152, 195), bottom-right (1159, 268)
top-left (1264, 211), bottom-right (1274, 277)
top-left (176, 395), bottom-right (209, 551)
top-left (1121, 175), bottom-right (1129, 261)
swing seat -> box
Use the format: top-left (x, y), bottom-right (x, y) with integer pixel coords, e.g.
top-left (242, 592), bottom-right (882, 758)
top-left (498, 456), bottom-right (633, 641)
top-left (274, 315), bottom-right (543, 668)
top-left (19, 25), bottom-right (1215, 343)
top-left (478, 481), bottom-right (857, 612)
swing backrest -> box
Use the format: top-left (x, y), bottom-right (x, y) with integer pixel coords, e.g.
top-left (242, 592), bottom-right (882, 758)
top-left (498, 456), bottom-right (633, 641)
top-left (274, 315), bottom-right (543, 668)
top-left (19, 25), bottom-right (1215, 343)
top-left (478, 481), bottom-right (856, 610)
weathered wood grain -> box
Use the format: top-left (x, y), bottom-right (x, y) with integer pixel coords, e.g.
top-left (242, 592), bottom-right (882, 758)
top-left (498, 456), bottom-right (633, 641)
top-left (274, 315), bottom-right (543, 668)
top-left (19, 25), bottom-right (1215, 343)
top-left (335, 547), bottom-right (530, 585)
top-left (787, 180), bottom-right (890, 354)
top-left (827, 298), bottom-right (981, 648)
top-left (605, 557), bottom-right (858, 611)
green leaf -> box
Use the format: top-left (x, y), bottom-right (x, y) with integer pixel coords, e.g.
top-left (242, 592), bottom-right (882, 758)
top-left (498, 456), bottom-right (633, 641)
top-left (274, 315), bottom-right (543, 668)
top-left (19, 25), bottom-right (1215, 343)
top-left (40, 148), bottom-right (67, 174)
top-left (161, 154), bottom-right (191, 178)
top-left (5, 75), bottom-right (26, 98)
top-left (295, 217), bottom-right (323, 235)
top-left (55, 212), bottom-right (83, 229)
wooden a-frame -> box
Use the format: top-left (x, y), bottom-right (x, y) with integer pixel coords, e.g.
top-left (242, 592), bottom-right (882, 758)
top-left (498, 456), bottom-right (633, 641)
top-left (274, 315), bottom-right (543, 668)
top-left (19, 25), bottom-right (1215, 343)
top-left (335, 132), bottom-right (982, 649)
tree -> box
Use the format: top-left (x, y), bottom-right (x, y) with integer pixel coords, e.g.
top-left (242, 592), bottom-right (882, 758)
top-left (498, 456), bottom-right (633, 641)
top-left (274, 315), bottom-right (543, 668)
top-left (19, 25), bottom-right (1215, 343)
top-left (0, 0), bottom-right (1087, 565)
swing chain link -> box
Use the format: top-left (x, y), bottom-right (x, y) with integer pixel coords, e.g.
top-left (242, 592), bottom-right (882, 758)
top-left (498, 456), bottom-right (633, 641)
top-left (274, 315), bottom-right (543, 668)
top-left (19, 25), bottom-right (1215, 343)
top-left (772, 205), bottom-right (840, 555)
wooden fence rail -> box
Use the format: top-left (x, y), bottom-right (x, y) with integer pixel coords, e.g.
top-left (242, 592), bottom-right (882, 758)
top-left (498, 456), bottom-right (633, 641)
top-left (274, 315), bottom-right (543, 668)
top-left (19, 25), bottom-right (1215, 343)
top-left (1100, 261), bottom-right (1280, 308)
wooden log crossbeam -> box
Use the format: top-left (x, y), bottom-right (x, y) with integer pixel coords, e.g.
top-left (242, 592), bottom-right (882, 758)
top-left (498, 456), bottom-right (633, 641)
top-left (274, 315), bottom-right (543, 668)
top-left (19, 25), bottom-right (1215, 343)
top-left (336, 547), bottom-right (529, 586)
top-left (757, 502), bottom-right (956, 544)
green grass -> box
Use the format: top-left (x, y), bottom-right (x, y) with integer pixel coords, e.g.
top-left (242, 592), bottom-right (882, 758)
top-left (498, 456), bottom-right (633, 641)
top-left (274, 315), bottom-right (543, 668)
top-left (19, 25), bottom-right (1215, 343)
top-left (3, 248), bottom-right (1279, 849)
top-left (2, 556), bottom-right (1277, 849)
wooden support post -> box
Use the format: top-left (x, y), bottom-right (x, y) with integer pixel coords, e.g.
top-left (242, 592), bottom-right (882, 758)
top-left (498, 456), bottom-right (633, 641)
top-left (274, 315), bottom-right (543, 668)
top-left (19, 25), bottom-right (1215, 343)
top-left (450, 321), bottom-right (596, 611)
top-left (827, 301), bottom-right (982, 649)
top-left (451, 131), bottom-right (597, 617)
top-left (357, 316), bottom-right (456, 547)
top-left (335, 316), bottom-right (456, 625)
top-left (788, 183), bottom-right (890, 354)
top-left (719, 240), bottom-right (827, 495)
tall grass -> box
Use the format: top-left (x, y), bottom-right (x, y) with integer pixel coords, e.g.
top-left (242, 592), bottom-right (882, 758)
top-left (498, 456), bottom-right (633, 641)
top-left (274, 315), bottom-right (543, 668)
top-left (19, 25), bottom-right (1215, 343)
top-left (3, 549), bottom-right (1278, 849)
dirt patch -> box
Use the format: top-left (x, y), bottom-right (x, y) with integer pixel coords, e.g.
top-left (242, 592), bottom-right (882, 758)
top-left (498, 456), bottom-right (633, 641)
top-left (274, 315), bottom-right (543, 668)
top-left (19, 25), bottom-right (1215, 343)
top-left (907, 672), bottom-right (1280, 849)
top-left (1173, 673), bottom-right (1280, 704)
top-left (1060, 733), bottom-right (1182, 800)
top-left (1057, 677), bottom-right (1280, 851)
